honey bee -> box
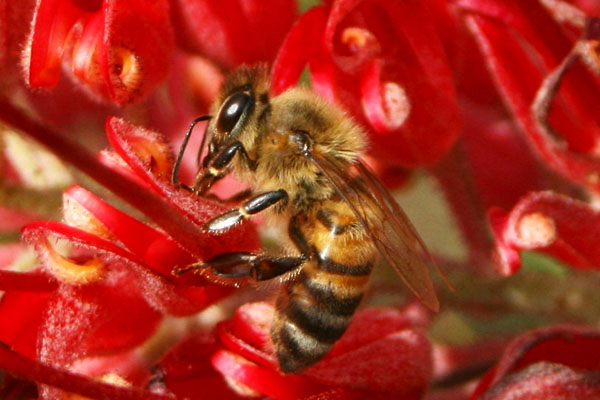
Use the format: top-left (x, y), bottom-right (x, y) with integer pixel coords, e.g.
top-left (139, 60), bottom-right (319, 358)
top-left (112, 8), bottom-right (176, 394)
top-left (173, 64), bottom-right (440, 373)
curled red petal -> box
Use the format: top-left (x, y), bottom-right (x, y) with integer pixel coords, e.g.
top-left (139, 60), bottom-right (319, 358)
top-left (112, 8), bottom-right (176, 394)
top-left (26, 0), bottom-right (174, 105)
top-left (101, 0), bottom-right (174, 104)
top-left (489, 191), bottom-right (600, 275)
top-left (471, 325), bottom-right (600, 399)
top-left (305, 0), bottom-right (461, 167)
top-left (271, 5), bottom-right (328, 95)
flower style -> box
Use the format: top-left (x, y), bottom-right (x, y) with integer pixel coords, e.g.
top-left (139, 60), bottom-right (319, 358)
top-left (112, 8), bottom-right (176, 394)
top-left (0, 0), bottom-right (600, 399)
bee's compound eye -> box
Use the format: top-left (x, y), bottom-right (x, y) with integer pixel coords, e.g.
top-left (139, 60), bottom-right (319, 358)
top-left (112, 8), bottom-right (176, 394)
top-left (217, 92), bottom-right (253, 134)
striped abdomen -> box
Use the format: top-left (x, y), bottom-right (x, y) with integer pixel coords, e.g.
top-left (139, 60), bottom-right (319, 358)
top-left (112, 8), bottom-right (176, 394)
top-left (272, 201), bottom-right (377, 373)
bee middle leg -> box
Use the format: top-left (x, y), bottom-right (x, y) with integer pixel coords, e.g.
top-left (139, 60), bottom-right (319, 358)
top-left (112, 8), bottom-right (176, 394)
top-left (174, 252), bottom-right (307, 281)
top-left (203, 190), bottom-right (288, 232)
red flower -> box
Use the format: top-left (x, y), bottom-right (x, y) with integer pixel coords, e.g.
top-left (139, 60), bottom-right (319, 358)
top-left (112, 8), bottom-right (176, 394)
top-left (459, 0), bottom-right (600, 192)
top-left (24, 0), bottom-right (175, 105)
top-left (272, 0), bottom-right (462, 168)
top-left (0, 109), bottom-right (260, 398)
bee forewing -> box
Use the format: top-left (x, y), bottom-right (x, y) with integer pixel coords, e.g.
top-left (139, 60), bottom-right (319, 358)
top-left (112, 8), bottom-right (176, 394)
top-left (307, 152), bottom-right (440, 312)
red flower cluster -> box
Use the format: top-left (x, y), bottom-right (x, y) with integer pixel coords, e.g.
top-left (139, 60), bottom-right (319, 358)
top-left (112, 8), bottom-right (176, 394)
top-left (0, 0), bottom-right (599, 399)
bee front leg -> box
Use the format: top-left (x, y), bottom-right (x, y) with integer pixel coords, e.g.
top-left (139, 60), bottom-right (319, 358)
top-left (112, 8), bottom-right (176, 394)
top-left (202, 190), bottom-right (288, 232)
top-left (172, 115), bottom-right (212, 191)
top-left (173, 252), bottom-right (306, 281)
top-left (193, 141), bottom-right (256, 195)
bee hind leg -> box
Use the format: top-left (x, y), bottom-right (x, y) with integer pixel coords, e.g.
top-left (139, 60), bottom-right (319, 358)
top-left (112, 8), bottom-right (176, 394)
top-left (173, 252), bottom-right (306, 281)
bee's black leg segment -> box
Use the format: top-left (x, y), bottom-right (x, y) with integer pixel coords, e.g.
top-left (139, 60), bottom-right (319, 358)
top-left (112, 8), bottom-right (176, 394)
top-left (203, 190), bottom-right (288, 232)
top-left (243, 189), bottom-right (287, 215)
top-left (201, 252), bottom-right (306, 281)
top-left (172, 115), bottom-right (212, 190)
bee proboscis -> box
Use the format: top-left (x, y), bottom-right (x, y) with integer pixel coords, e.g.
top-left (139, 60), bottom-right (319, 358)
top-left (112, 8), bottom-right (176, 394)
top-left (173, 65), bottom-right (440, 373)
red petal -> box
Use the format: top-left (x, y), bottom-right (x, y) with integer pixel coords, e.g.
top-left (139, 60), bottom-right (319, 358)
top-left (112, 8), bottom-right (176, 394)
top-left (574, 0), bottom-right (600, 16)
top-left (489, 191), bottom-right (600, 275)
top-left (0, 0), bottom-right (35, 74)
top-left (307, 330), bottom-right (431, 397)
top-left (26, 0), bottom-right (173, 105)
top-left (461, 107), bottom-right (550, 210)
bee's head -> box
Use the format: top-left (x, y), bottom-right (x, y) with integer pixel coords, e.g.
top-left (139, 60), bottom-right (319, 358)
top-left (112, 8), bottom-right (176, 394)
top-left (203, 65), bottom-right (270, 166)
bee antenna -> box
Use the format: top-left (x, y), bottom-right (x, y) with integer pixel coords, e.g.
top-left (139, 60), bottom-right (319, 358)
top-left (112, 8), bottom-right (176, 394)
top-left (172, 115), bottom-right (212, 188)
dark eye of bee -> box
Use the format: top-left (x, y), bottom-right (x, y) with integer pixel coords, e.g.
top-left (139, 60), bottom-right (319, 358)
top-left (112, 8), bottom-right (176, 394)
top-left (217, 91), bottom-right (253, 134)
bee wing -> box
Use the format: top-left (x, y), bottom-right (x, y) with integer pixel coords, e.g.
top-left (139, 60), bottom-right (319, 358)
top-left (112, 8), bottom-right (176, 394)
top-left (306, 151), bottom-right (440, 311)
